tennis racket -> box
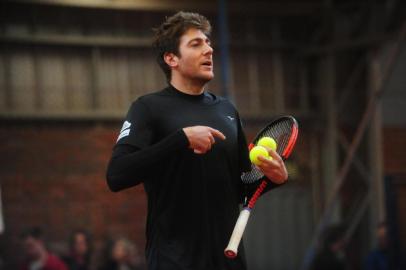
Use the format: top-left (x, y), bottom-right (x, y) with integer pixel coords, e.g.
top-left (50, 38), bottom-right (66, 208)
top-left (224, 115), bottom-right (299, 258)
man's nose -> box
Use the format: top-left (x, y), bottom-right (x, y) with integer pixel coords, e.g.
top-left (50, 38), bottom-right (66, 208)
top-left (204, 43), bottom-right (213, 55)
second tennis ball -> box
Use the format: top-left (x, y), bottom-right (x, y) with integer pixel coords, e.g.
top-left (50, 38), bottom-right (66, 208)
top-left (249, 146), bottom-right (270, 165)
top-left (257, 137), bottom-right (277, 151)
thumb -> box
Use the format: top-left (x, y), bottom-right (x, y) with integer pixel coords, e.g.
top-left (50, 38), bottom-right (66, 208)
top-left (194, 149), bottom-right (205, 154)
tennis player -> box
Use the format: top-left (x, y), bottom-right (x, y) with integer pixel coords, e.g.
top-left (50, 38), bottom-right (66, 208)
top-left (106, 11), bottom-right (288, 270)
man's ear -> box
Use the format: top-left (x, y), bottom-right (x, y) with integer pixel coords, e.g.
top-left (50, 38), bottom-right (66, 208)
top-left (164, 52), bottom-right (179, 68)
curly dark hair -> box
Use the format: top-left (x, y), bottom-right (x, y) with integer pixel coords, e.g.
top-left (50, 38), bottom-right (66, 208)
top-left (152, 11), bottom-right (212, 81)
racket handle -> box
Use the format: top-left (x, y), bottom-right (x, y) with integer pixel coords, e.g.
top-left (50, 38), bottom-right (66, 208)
top-left (224, 208), bottom-right (251, 259)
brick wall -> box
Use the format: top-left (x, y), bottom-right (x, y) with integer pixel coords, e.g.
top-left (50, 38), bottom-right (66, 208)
top-left (383, 127), bottom-right (406, 255)
top-left (383, 128), bottom-right (406, 175)
top-left (0, 122), bottom-right (147, 269)
top-left (0, 123), bottom-right (404, 269)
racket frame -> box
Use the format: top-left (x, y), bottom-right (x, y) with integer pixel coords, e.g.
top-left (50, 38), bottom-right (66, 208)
top-left (224, 116), bottom-right (298, 258)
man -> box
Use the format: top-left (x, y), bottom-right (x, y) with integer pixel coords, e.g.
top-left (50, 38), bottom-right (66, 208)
top-left (106, 11), bottom-right (288, 270)
top-left (20, 227), bottom-right (68, 270)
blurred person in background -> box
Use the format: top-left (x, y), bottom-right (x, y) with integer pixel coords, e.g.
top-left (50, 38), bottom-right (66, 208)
top-left (311, 224), bottom-right (347, 270)
top-left (364, 222), bottom-right (389, 270)
top-left (20, 227), bottom-right (68, 270)
top-left (62, 230), bottom-right (93, 270)
top-left (99, 237), bottom-right (144, 270)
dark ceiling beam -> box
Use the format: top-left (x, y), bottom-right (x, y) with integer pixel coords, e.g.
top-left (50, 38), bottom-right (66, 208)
top-left (0, 33), bottom-right (153, 48)
top-left (301, 34), bottom-right (392, 56)
top-left (4, 0), bottom-right (322, 15)
top-left (0, 32), bottom-right (299, 51)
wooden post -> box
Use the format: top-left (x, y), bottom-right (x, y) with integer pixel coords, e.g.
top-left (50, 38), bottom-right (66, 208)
top-left (319, 54), bottom-right (340, 222)
top-left (271, 21), bottom-right (285, 112)
top-left (367, 48), bottom-right (385, 245)
top-left (246, 18), bottom-right (260, 114)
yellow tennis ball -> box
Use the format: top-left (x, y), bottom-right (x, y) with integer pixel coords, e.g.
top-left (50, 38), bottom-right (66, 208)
top-left (249, 146), bottom-right (270, 165)
top-left (257, 137), bottom-right (277, 151)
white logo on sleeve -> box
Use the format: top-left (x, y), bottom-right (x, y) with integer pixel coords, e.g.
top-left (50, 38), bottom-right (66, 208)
top-left (120, 120), bottom-right (131, 133)
top-left (117, 121), bottom-right (132, 142)
top-left (227, 116), bottom-right (235, 121)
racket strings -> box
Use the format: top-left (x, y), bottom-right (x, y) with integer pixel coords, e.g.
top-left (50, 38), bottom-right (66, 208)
top-left (241, 119), bottom-right (295, 184)
top-left (256, 121), bottom-right (292, 156)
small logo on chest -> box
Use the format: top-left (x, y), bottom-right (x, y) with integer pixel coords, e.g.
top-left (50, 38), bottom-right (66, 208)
top-left (227, 116), bottom-right (235, 121)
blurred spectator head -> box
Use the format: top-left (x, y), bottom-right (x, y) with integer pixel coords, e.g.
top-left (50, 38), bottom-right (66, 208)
top-left (111, 238), bottom-right (137, 265)
top-left (376, 221), bottom-right (388, 250)
top-left (322, 224), bottom-right (346, 253)
top-left (100, 236), bottom-right (142, 270)
top-left (69, 229), bottom-right (92, 257)
top-left (20, 227), bottom-right (47, 260)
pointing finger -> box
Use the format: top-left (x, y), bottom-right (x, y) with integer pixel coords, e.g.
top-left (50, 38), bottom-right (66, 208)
top-left (209, 128), bottom-right (226, 140)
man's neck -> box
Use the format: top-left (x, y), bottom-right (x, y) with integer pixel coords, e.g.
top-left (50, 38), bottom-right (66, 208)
top-left (170, 76), bottom-right (206, 95)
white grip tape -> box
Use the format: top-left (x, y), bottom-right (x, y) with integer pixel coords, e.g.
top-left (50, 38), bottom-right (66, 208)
top-left (224, 208), bottom-right (251, 258)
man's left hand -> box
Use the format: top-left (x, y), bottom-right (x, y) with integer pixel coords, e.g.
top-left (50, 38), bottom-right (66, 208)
top-left (257, 149), bottom-right (288, 184)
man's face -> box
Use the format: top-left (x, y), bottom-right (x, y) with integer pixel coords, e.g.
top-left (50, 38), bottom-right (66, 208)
top-left (23, 236), bottom-right (43, 260)
top-left (170, 28), bottom-right (214, 83)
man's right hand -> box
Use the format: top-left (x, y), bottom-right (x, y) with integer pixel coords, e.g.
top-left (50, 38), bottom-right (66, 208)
top-left (183, 126), bottom-right (226, 154)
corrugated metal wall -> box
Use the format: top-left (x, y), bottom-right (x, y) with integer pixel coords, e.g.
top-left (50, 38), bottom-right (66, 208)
top-left (0, 46), bottom-right (167, 117)
top-left (0, 4), bottom-right (311, 119)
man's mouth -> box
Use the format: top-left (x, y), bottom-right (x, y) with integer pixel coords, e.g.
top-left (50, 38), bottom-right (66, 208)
top-left (201, 60), bottom-right (212, 67)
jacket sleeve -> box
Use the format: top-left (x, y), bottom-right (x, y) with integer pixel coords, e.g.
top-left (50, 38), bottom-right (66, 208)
top-left (106, 129), bottom-right (189, 192)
